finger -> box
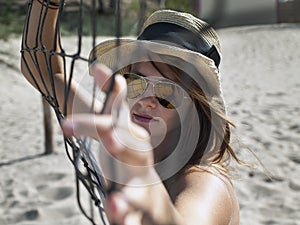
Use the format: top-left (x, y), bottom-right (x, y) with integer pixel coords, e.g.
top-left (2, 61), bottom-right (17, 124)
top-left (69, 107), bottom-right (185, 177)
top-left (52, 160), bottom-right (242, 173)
top-left (61, 114), bottom-right (110, 137)
top-left (61, 114), bottom-right (124, 153)
top-left (105, 193), bottom-right (131, 225)
top-left (105, 193), bottom-right (149, 225)
top-left (123, 185), bottom-right (150, 211)
top-left (106, 191), bottom-right (156, 225)
top-left (90, 63), bottom-right (113, 91)
top-left (103, 74), bottom-right (127, 114)
top-left (92, 64), bottom-right (127, 114)
top-left (92, 63), bottom-right (127, 96)
top-left (61, 113), bottom-right (153, 165)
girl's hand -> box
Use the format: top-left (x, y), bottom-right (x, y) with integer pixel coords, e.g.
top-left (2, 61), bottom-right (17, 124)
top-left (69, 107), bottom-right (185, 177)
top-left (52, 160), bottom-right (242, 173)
top-left (61, 64), bottom-right (153, 168)
top-left (61, 64), bottom-right (183, 225)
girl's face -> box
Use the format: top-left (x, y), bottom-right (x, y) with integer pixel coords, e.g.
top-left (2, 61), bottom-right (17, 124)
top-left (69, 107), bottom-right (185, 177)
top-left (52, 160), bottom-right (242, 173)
top-left (126, 61), bottom-right (190, 139)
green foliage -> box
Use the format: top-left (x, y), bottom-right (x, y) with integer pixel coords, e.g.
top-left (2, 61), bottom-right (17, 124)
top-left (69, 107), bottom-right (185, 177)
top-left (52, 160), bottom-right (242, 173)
top-left (165, 0), bottom-right (194, 14)
top-left (59, 9), bottom-right (138, 36)
top-left (0, 3), bottom-right (27, 40)
top-left (0, 0), bottom-right (197, 39)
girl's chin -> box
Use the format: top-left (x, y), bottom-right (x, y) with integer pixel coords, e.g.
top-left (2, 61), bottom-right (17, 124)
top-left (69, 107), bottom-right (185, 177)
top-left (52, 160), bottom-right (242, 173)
top-left (138, 122), bottom-right (167, 137)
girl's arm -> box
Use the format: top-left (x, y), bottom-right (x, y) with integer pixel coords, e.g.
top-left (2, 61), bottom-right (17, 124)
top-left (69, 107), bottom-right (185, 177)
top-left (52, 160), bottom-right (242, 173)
top-left (21, 0), bottom-right (95, 115)
top-left (61, 65), bottom-right (237, 225)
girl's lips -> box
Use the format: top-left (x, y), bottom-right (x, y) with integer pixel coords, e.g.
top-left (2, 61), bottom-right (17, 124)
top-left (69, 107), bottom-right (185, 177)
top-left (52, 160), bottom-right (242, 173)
top-left (133, 113), bottom-right (156, 123)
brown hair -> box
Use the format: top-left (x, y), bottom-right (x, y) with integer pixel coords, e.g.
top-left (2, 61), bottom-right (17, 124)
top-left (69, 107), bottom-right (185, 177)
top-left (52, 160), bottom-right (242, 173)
top-left (124, 57), bottom-right (243, 173)
top-left (161, 62), bottom-right (243, 173)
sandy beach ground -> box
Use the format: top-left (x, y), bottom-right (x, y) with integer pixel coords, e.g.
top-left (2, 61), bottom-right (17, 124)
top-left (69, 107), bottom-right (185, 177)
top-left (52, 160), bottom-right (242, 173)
top-left (1, 23), bottom-right (300, 225)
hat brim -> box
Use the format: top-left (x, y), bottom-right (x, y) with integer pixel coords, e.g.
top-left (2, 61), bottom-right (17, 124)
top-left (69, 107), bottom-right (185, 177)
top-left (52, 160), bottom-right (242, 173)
top-left (89, 39), bottom-right (221, 97)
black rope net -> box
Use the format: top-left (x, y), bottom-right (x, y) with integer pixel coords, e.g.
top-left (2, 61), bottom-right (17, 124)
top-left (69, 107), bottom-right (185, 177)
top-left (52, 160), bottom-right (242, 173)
top-left (20, 1), bottom-right (222, 224)
top-left (20, 0), bottom-right (146, 224)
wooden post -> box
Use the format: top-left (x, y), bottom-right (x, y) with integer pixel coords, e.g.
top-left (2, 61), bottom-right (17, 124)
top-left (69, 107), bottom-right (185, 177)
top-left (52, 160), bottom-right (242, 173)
top-left (159, 0), bottom-right (165, 9)
top-left (137, 0), bottom-right (147, 35)
top-left (276, 0), bottom-right (279, 23)
top-left (194, 0), bottom-right (201, 17)
top-left (97, 0), bottom-right (104, 13)
top-left (42, 97), bottom-right (54, 154)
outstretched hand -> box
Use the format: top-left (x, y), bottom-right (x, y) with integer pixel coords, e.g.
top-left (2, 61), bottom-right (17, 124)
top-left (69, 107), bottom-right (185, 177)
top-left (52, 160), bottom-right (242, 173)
top-left (62, 64), bottom-right (152, 166)
top-left (61, 64), bottom-right (183, 225)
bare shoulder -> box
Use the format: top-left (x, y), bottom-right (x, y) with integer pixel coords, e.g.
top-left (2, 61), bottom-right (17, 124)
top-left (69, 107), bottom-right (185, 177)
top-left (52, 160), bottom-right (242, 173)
top-left (169, 167), bottom-right (240, 225)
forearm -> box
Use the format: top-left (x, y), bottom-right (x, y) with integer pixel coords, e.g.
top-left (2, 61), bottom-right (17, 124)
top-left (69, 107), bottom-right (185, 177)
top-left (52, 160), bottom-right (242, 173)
top-left (21, 0), bottom-right (62, 89)
top-left (21, 0), bottom-right (95, 115)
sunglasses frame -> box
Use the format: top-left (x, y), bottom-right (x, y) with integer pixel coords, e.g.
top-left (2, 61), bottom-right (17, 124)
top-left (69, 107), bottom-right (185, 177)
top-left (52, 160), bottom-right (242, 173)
top-left (124, 73), bottom-right (186, 109)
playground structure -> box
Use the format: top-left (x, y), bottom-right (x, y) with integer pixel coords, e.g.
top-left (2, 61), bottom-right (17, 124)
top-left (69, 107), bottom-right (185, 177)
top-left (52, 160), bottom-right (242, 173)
top-left (276, 0), bottom-right (300, 23)
top-left (41, 0), bottom-right (300, 155)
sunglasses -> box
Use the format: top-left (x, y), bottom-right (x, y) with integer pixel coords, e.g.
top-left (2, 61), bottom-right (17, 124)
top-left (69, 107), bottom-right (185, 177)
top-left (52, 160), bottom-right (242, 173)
top-left (123, 73), bottom-right (185, 109)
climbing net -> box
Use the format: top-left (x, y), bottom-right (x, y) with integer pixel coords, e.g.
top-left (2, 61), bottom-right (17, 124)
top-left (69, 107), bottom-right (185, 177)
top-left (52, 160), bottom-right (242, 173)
top-left (21, 1), bottom-right (217, 224)
top-left (20, 0), bottom-right (141, 224)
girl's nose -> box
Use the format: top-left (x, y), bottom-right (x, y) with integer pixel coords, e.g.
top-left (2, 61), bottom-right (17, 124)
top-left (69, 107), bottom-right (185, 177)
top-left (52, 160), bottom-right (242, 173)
top-left (138, 95), bottom-right (159, 109)
top-left (138, 83), bottom-right (159, 109)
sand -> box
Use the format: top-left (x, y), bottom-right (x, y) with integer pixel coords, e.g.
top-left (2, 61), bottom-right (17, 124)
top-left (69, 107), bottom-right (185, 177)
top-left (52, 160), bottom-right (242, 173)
top-left (0, 23), bottom-right (300, 225)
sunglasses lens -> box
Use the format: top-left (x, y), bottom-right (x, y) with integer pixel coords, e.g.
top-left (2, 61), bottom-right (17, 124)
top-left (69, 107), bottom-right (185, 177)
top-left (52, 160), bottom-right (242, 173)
top-left (124, 74), bottom-right (147, 99)
top-left (124, 73), bottom-right (184, 109)
top-left (154, 82), bottom-right (183, 109)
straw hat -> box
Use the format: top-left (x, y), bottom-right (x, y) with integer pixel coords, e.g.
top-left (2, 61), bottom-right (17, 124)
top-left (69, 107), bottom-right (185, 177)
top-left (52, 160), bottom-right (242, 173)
top-left (89, 9), bottom-right (223, 102)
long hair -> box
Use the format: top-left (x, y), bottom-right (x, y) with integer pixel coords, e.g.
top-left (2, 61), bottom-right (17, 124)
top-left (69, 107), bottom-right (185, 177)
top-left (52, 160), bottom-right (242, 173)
top-left (164, 62), bottom-right (243, 173)
top-left (121, 56), bottom-right (243, 174)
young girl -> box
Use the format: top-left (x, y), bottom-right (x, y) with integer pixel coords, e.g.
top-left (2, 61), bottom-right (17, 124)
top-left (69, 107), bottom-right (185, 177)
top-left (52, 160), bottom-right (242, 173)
top-left (21, 1), bottom-right (240, 224)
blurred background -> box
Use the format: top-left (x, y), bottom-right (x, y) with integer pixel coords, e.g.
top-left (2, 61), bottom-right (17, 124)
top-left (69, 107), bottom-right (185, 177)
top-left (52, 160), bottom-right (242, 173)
top-left (1, 0), bottom-right (300, 40)
top-left (1, 1), bottom-right (300, 225)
